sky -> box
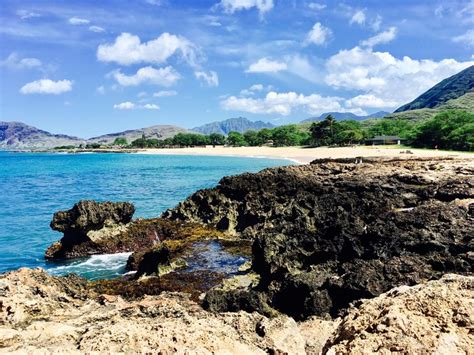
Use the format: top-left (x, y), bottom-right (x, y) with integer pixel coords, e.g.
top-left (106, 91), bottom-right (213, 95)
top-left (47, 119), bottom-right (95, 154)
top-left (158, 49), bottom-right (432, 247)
top-left (0, 0), bottom-right (473, 138)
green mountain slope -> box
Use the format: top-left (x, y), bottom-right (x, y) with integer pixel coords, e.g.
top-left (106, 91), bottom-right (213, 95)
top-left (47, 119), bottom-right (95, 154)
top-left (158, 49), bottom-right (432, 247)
top-left (395, 65), bottom-right (474, 112)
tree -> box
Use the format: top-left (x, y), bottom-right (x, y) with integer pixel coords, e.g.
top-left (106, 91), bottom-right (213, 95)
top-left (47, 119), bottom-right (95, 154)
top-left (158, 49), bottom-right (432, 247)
top-left (243, 130), bottom-right (262, 146)
top-left (227, 131), bottom-right (247, 146)
top-left (257, 128), bottom-right (273, 144)
top-left (113, 137), bottom-right (128, 146)
top-left (412, 110), bottom-right (474, 151)
top-left (208, 133), bottom-right (226, 146)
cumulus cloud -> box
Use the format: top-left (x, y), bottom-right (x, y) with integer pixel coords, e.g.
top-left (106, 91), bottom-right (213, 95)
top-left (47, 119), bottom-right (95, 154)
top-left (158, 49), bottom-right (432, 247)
top-left (153, 90), bottom-right (177, 97)
top-left (20, 79), bottom-right (72, 95)
top-left (453, 29), bottom-right (474, 47)
top-left (217, 0), bottom-right (274, 16)
top-left (240, 83), bottom-right (273, 96)
top-left (345, 94), bottom-right (397, 108)
top-left (308, 3), bottom-right (326, 11)
top-left (89, 25), bottom-right (105, 33)
top-left (221, 91), bottom-right (358, 116)
top-left (350, 10), bottom-right (366, 25)
top-left (17, 10), bottom-right (41, 20)
top-left (305, 22), bottom-right (332, 46)
top-left (246, 58), bottom-right (287, 73)
top-left (194, 71), bottom-right (219, 87)
top-left (110, 66), bottom-right (180, 87)
top-left (1, 52), bottom-right (42, 70)
top-left (325, 46), bottom-right (474, 108)
top-left (97, 32), bottom-right (199, 67)
top-left (361, 27), bottom-right (397, 48)
top-left (68, 17), bottom-right (90, 25)
top-left (113, 101), bottom-right (159, 110)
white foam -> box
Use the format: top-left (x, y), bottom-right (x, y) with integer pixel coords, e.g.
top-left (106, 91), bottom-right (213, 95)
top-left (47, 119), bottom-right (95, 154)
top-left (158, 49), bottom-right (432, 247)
top-left (48, 252), bottom-right (132, 277)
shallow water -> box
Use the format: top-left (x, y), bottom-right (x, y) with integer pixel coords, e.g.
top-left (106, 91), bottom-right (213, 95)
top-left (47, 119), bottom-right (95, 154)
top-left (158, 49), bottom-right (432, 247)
top-left (0, 152), bottom-right (292, 278)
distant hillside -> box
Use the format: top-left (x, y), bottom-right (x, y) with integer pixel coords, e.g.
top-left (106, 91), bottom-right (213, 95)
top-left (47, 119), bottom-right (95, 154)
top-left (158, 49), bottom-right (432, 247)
top-left (301, 111), bottom-right (389, 123)
top-left (192, 117), bottom-right (274, 135)
top-left (385, 91), bottom-right (474, 122)
top-left (395, 65), bottom-right (474, 112)
top-left (0, 121), bottom-right (84, 149)
top-left (88, 125), bottom-right (190, 144)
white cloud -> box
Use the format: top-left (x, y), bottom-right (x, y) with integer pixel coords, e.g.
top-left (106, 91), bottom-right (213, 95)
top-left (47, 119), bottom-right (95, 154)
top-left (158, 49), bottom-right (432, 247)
top-left (113, 101), bottom-right (159, 110)
top-left (111, 66), bottom-right (180, 87)
top-left (20, 79), bottom-right (72, 95)
top-left (142, 103), bottom-right (160, 110)
top-left (350, 10), bottom-right (366, 25)
top-left (153, 90), bottom-right (178, 97)
top-left (217, 0), bottom-right (274, 16)
top-left (68, 17), bottom-right (90, 25)
top-left (371, 15), bottom-right (382, 31)
top-left (89, 25), bottom-right (105, 33)
top-left (145, 0), bottom-right (163, 5)
top-left (221, 91), bottom-right (358, 116)
top-left (246, 58), bottom-right (287, 73)
top-left (240, 83), bottom-right (273, 96)
top-left (97, 32), bottom-right (199, 66)
top-left (1, 52), bottom-right (42, 70)
top-left (308, 3), bottom-right (326, 11)
top-left (96, 86), bottom-right (106, 95)
top-left (326, 46), bottom-right (474, 108)
top-left (194, 71), bottom-right (219, 87)
top-left (305, 22), bottom-right (332, 46)
top-left (453, 29), bottom-right (474, 47)
top-left (361, 27), bottom-right (397, 48)
top-left (17, 10), bottom-right (41, 20)
top-left (284, 54), bottom-right (322, 83)
top-left (346, 94), bottom-right (397, 108)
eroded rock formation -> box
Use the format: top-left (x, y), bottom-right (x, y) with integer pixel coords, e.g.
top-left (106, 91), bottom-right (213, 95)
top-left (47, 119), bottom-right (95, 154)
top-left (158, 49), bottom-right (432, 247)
top-left (164, 158), bottom-right (474, 319)
top-left (0, 268), bottom-right (471, 353)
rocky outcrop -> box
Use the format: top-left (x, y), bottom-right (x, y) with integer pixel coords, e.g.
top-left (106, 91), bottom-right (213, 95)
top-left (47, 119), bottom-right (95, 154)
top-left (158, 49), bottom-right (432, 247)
top-left (45, 200), bottom-right (141, 259)
top-left (0, 268), bottom-right (336, 353)
top-left (325, 274), bottom-right (474, 354)
top-left (164, 158), bottom-right (474, 319)
top-left (1, 268), bottom-right (472, 353)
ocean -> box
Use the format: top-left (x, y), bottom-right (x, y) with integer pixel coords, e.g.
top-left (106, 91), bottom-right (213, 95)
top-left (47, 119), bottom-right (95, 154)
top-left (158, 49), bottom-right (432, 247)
top-left (0, 152), bottom-right (292, 279)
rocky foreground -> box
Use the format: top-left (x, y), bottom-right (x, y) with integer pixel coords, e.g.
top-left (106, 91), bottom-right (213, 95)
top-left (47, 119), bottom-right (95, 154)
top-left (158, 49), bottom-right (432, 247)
top-left (1, 157), bottom-right (473, 353)
top-left (0, 269), bottom-right (472, 353)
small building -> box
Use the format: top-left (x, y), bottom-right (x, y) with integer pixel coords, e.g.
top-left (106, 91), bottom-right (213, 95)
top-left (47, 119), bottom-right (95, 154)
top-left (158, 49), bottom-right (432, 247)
top-left (366, 135), bottom-right (404, 145)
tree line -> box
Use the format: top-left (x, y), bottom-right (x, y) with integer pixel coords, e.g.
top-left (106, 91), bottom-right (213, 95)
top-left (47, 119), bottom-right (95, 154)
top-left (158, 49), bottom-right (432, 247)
top-left (66, 110), bottom-right (472, 152)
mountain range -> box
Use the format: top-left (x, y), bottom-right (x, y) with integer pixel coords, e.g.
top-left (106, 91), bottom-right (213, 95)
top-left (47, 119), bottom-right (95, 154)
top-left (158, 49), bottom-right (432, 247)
top-left (192, 117), bottom-right (274, 135)
top-left (2, 65), bottom-right (473, 149)
top-left (301, 111), bottom-right (390, 123)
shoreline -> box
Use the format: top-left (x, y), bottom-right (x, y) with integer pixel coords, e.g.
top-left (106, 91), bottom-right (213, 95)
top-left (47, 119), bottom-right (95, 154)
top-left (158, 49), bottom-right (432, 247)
top-left (138, 145), bottom-right (474, 165)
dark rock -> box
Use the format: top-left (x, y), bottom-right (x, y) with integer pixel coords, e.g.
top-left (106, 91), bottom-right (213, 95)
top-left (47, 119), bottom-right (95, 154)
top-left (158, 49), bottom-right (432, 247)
top-left (164, 158), bottom-right (474, 319)
top-left (50, 200), bottom-right (135, 233)
top-left (46, 200), bottom-right (144, 259)
top-left (135, 244), bottom-right (171, 277)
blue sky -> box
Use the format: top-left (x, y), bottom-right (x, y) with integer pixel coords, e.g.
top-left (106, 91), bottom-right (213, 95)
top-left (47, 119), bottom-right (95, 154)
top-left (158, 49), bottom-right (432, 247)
top-left (1, 0), bottom-right (473, 138)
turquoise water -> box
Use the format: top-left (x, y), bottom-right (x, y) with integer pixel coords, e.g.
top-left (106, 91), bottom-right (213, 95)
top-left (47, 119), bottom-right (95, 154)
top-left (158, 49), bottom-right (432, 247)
top-left (0, 152), bottom-right (291, 279)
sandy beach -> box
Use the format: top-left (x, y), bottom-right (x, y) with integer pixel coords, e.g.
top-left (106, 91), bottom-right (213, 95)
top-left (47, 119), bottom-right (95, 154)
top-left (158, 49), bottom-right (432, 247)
top-left (139, 145), bottom-right (474, 164)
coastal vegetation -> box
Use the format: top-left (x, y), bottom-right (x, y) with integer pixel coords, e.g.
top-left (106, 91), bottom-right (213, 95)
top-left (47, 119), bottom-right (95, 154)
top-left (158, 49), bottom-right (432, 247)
top-left (107, 110), bottom-right (473, 151)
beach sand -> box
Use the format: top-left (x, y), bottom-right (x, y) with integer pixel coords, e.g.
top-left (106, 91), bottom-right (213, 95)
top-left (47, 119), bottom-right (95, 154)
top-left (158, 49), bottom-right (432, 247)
top-left (139, 145), bottom-right (474, 164)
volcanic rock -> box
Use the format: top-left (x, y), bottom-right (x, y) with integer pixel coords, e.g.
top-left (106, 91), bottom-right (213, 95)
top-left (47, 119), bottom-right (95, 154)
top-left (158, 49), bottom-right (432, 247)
top-left (164, 158), bottom-right (474, 319)
top-left (0, 268), bottom-right (472, 353)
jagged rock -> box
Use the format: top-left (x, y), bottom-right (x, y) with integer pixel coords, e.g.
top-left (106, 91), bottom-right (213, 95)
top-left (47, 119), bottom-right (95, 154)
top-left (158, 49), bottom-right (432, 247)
top-left (165, 158), bottom-right (474, 319)
top-left (0, 268), bottom-right (331, 353)
top-left (1, 269), bottom-right (472, 353)
top-left (46, 200), bottom-right (226, 261)
top-left (325, 274), bottom-right (474, 354)
top-left (46, 200), bottom-right (138, 259)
